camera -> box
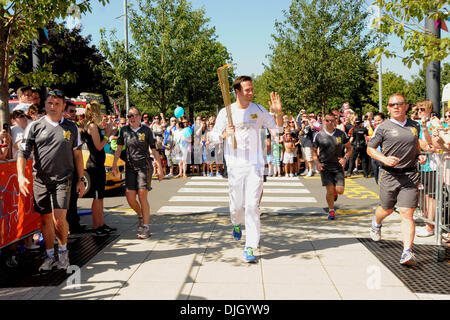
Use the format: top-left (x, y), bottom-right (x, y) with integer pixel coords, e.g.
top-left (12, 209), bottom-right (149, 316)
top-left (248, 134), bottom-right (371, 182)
top-left (3, 123), bottom-right (9, 131)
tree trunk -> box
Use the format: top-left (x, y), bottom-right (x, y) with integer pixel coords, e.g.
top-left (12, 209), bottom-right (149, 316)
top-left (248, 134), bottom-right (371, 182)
top-left (0, 36), bottom-right (10, 130)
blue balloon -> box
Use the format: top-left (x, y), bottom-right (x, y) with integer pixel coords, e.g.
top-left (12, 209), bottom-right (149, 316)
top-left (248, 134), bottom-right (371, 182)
top-left (183, 127), bottom-right (192, 138)
top-left (174, 106), bottom-right (184, 118)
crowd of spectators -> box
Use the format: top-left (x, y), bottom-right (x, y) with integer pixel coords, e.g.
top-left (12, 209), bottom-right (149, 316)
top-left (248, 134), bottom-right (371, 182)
top-left (2, 88), bottom-right (450, 268)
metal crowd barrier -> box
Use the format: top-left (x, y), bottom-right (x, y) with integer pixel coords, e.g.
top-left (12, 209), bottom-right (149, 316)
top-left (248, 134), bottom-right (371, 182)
top-left (416, 152), bottom-right (450, 245)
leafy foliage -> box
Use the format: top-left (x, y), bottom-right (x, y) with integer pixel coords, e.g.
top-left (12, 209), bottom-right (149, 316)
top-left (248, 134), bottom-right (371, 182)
top-left (10, 21), bottom-right (116, 109)
top-left (255, 0), bottom-right (376, 116)
top-left (0, 0), bottom-right (109, 122)
top-left (100, 0), bottom-right (233, 118)
top-left (370, 0), bottom-right (449, 67)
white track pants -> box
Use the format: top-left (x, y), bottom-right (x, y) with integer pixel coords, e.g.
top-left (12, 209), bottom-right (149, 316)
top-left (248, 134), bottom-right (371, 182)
top-left (228, 165), bottom-right (264, 249)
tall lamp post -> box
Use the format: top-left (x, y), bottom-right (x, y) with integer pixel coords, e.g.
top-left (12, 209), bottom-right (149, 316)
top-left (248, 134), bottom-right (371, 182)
top-left (124, 0), bottom-right (130, 115)
top-left (377, 5), bottom-right (383, 112)
top-left (425, 16), bottom-right (441, 116)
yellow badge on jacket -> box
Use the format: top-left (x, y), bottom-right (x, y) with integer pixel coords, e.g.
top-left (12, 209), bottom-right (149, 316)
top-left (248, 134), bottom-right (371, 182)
top-left (410, 127), bottom-right (418, 138)
top-left (138, 133), bottom-right (146, 142)
top-left (250, 113), bottom-right (258, 119)
top-left (63, 130), bottom-right (71, 142)
top-left (336, 137), bottom-right (342, 144)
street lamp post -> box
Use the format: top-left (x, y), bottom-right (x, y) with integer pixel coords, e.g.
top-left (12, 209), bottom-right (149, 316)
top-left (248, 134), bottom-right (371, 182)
top-left (378, 5), bottom-right (383, 112)
top-left (124, 0), bottom-right (130, 115)
top-left (425, 16), bottom-right (441, 116)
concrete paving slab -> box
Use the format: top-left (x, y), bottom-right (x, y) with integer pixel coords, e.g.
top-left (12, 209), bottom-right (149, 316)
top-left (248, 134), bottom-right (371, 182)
top-left (188, 283), bottom-right (265, 300)
top-left (194, 263), bottom-right (262, 284)
top-left (335, 284), bottom-right (419, 300)
top-left (260, 251), bottom-right (321, 266)
top-left (43, 282), bottom-right (122, 300)
top-left (264, 283), bottom-right (341, 300)
top-left (128, 262), bottom-right (199, 284)
top-left (145, 249), bottom-right (204, 265)
top-left (113, 281), bottom-right (192, 300)
top-left (324, 265), bottom-right (406, 287)
top-left (81, 262), bottom-right (142, 283)
top-left (261, 264), bottom-right (331, 285)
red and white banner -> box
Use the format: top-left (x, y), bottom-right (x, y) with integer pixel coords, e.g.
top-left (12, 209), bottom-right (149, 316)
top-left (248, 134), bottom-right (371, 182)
top-left (0, 160), bottom-right (40, 248)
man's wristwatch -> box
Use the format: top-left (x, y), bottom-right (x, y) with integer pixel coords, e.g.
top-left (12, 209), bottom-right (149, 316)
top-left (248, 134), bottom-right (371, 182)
top-left (78, 177), bottom-right (86, 182)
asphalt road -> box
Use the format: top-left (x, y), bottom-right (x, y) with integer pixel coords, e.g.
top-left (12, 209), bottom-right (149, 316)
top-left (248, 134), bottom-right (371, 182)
top-left (77, 171), bottom-right (381, 220)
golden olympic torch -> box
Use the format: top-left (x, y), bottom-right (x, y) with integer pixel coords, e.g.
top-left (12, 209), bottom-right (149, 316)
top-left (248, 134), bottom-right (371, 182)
top-left (217, 63), bottom-right (237, 149)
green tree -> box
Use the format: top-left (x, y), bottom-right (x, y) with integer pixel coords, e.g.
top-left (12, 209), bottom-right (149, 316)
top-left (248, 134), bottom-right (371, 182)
top-left (0, 0), bottom-right (109, 126)
top-left (99, 28), bottom-right (139, 115)
top-left (128, 0), bottom-right (232, 117)
top-left (10, 21), bottom-right (117, 111)
top-left (260, 0), bottom-right (376, 116)
top-left (370, 0), bottom-right (449, 67)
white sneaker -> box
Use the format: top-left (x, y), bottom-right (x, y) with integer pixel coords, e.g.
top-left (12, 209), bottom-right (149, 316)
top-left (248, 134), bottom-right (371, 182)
top-left (137, 217), bottom-right (144, 233)
top-left (416, 226), bottom-right (434, 237)
top-left (138, 226), bottom-right (152, 239)
top-left (306, 171), bottom-right (313, 177)
top-left (370, 217), bottom-right (382, 242)
top-left (300, 170), bottom-right (308, 176)
top-left (290, 173), bottom-right (294, 177)
top-left (57, 250), bottom-right (70, 270)
top-left (39, 256), bottom-right (58, 272)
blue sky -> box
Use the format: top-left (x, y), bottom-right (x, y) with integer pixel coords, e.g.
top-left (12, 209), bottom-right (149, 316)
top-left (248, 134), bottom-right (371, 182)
top-left (75, 0), bottom-right (442, 81)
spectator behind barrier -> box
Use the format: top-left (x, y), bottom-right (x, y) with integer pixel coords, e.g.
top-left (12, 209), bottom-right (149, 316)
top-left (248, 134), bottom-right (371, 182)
top-left (0, 128), bottom-right (11, 160)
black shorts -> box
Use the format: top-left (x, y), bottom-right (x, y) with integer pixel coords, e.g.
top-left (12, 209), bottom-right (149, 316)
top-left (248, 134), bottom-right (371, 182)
top-left (125, 164), bottom-right (153, 191)
top-left (320, 168), bottom-right (345, 187)
top-left (86, 167), bottom-right (106, 199)
top-left (379, 169), bottom-right (420, 209)
top-left (33, 179), bottom-right (71, 214)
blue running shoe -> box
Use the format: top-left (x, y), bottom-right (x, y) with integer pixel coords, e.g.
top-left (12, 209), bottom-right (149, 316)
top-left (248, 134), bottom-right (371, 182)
top-left (244, 247), bottom-right (257, 263)
top-left (328, 209), bottom-right (336, 220)
top-left (233, 224), bottom-right (242, 240)
top-left (400, 249), bottom-right (417, 266)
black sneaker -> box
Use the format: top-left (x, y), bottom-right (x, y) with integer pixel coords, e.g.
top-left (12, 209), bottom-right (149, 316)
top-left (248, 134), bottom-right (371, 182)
top-left (102, 224), bottom-right (117, 233)
top-left (94, 226), bottom-right (109, 237)
top-left (69, 224), bottom-right (88, 234)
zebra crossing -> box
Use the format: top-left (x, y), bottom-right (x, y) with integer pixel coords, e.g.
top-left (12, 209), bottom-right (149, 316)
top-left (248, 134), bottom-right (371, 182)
top-left (157, 175), bottom-right (323, 215)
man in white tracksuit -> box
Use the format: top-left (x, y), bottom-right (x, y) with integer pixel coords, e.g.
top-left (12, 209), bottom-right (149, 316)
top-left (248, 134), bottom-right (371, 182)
top-left (208, 75), bottom-right (284, 262)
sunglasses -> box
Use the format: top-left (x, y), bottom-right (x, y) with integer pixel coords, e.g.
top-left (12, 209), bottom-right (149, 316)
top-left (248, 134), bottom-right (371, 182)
top-left (69, 109), bottom-right (76, 113)
top-left (17, 114), bottom-right (27, 119)
top-left (143, 116), bottom-right (149, 119)
top-left (418, 108), bottom-right (427, 112)
top-left (127, 114), bottom-right (139, 119)
top-left (48, 89), bottom-right (64, 97)
top-left (387, 102), bottom-right (407, 107)
top-left (445, 115), bottom-right (450, 118)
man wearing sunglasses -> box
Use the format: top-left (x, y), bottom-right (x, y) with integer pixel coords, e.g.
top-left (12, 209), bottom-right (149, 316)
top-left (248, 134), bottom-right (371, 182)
top-left (312, 113), bottom-right (353, 220)
top-left (17, 89), bottom-right (85, 272)
top-left (10, 110), bottom-right (29, 160)
top-left (112, 107), bottom-right (164, 239)
top-left (367, 93), bottom-right (427, 266)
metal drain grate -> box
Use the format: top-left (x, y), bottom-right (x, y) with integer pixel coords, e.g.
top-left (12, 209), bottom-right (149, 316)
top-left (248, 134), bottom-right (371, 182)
top-left (0, 233), bottom-right (119, 288)
top-left (358, 238), bottom-right (450, 295)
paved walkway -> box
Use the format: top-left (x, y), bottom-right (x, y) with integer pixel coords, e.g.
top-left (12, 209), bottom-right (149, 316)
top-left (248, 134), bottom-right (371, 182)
top-left (0, 210), bottom-right (448, 300)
